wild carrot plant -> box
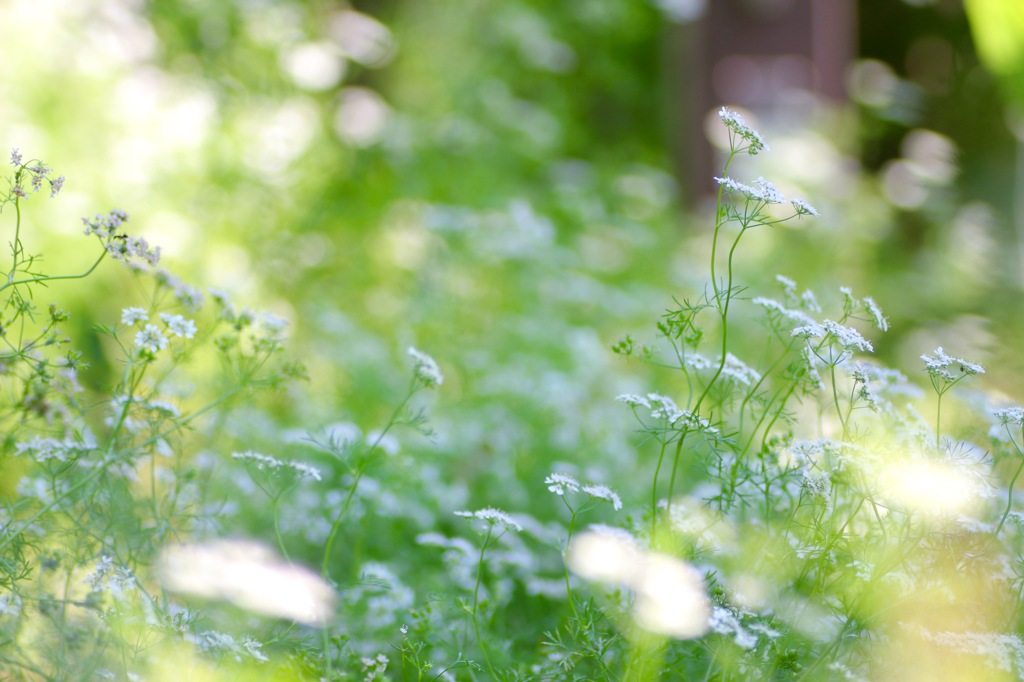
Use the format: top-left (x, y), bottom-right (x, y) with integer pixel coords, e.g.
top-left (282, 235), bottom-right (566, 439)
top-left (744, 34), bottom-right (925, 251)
top-left (4, 107), bottom-right (1024, 682)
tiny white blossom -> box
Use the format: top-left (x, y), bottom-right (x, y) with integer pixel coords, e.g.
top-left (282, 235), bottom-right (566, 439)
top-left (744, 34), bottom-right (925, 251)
top-left (454, 507), bottom-right (522, 532)
top-left (135, 324), bottom-right (169, 354)
top-left (792, 320), bottom-right (873, 353)
top-left (121, 307), bottom-right (148, 325)
top-left (545, 473), bottom-right (581, 495)
top-left (718, 107), bottom-right (769, 154)
top-left (863, 297), bottom-right (888, 332)
top-left (160, 312), bottom-right (197, 339)
top-left (714, 176), bottom-right (785, 205)
top-left (232, 451), bottom-right (321, 481)
top-left (9, 148), bottom-right (21, 166)
top-left (616, 393), bottom-right (651, 409)
top-left (49, 175), bottom-right (65, 198)
top-left (993, 407), bottom-right (1024, 427)
top-left (242, 636), bottom-right (269, 663)
top-left (921, 347), bottom-right (985, 382)
top-left (791, 197), bottom-right (819, 217)
top-left (647, 393), bottom-right (684, 423)
top-left (581, 483), bottom-right (623, 510)
top-left (775, 274), bottom-right (797, 293)
top-left (408, 347), bottom-right (443, 388)
top-left (752, 297), bottom-right (817, 327)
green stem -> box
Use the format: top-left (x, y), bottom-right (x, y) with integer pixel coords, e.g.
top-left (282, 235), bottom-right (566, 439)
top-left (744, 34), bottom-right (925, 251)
top-left (320, 388), bottom-right (414, 579)
top-left (472, 527), bottom-right (499, 679)
top-left (994, 427), bottom-right (1024, 538)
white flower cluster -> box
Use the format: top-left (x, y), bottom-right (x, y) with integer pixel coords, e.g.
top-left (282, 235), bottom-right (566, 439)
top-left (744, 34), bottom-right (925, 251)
top-left (681, 353), bottom-right (761, 386)
top-left (790, 197), bottom-right (819, 217)
top-left (993, 406), bottom-right (1024, 427)
top-left (195, 631), bottom-right (269, 663)
top-left (616, 393), bottom-right (719, 435)
top-left (544, 473), bottom-right (623, 510)
top-left (920, 346), bottom-right (985, 382)
top-left (840, 287), bottom-right (889, 332)
top-left (902, 623), bottom-right (1024, 676)
top-left (15, 432), bottom-right (96, 462)
top-left (84, 556), bottom-right (136, 596)
top-left (713, 176), bottom-right (785, 205)
top-left (8, 148), bottom-right (64, 199)
top-left (82, 210), bottom-right (129, 237)
top-left (567, 526), bottom-right (709, 638)
top-left (105, 235), bottom-right (161, 267)
top-left (122, 307), bottom-right (198, 355)
top-left (708, 605), bottom-right (759, 649)
top-left (751, 297), bottom-right (817, 327)
top-left (232, 451), bottom-right (322, 481)
top-left (718, 107), bottom-right (769, 155)
top-left (408, 346), bottom-right (443, 388)
top-left (792, 319), bottom-right (874, 353)
top-left (454, 507), bottom-right (522, 532)
top-left (361, 653), bottom-right (389, 680)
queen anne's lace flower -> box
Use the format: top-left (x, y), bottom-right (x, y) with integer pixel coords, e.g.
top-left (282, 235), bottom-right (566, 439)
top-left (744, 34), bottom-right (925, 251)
top-left (718, 107), bottom-right (769, 154)
top-left (791, 198), bottom-right (819, 216)
top-left (792, 320), bottom-right (874, 353)
top-left (232, 451), bottom-right (322, 481)
top-left (121, 307), bottom-right (148, 325)
top-left (993, 406), bottom-right (1024, 427)
top-left (408, 347), bottom-right (443, 388)
top-left (921, 347), bottom-right (985, 382)
top-left (713, 176), bottom-right (785, 205)
top-left (135, 324), bottom-right (169, 354)
top-left (454, 507), bottom-right (522, 532)
top-left (160, 313), bottom-right (197, 339)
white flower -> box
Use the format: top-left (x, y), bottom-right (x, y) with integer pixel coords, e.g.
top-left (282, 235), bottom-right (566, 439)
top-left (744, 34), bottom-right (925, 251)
top-left (84, 556), bottom-right (136, 596)
top-left (616, 393), bottom-right (651, 409)
top-left (134, 324), bottom-right (169, 354)
top-left (232, 451), bottom-right (321, 481)
top-left (454, 507), bottom-right (522, 532)
top-left (775, 274), bottom-right (797, 293)
top-left (792, 320), bottom-right (873, 353)
top-left (863, 297), bottom-right (888, 332)
top-left (718, 107), bottom-right (769, 154)
top-left (714, 176), bottom-right (786, 205)
top-left (9, 148), bottom-right (21, 166)
top-left (408, 347), bottom-right (443, 388)
top-left (581, 483), bottom-right (623, 510)
top-left (49, 175), bottom-right (64, 198)
top-left (993, 406), bottom-right (1024, 427)
top-left (121, 307), bottom-right (148, 325)
top-left (647, 393), bottom-right (684, 423)
top-left (160, 312), bottom-right (197, 339)
top-left (545, 473), bottom-right (581, 495)
top-left (242, 636), bottom-right (269, 663)
top-left (921, 346), bottom-right (985, 382)
top-left (791, 197), bottom-right (819, 217)
top-left (752, 297), bottom-right (817, 327)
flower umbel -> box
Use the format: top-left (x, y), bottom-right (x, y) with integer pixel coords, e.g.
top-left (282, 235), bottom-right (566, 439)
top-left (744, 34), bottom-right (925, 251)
top-left (454, 508), bottom-right (522, 532)
top-left (408, 347), bottom-right (443, 388)
top-left (718, 107), bottom-right (768, 155)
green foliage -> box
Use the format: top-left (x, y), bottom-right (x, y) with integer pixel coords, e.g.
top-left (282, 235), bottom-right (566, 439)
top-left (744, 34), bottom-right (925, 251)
top-left (2, 2), bottom-right (1024, 681)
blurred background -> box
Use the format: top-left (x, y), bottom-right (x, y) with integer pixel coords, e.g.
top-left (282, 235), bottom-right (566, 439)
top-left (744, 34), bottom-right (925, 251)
top-left (1, 0), bottom-right (1023, 486)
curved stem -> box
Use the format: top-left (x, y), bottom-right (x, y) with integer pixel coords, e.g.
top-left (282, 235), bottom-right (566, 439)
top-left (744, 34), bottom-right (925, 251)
top-left (472, 528), bottom-right (499, 679)
top-left (994, 427), bottom-right (1024, 538)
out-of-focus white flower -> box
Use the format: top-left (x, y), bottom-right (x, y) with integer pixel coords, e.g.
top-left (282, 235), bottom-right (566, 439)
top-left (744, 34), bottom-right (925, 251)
top-left (158, 540), bottom-right (336, 626)
top-left (408, 347), bottom-right (443, 388)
